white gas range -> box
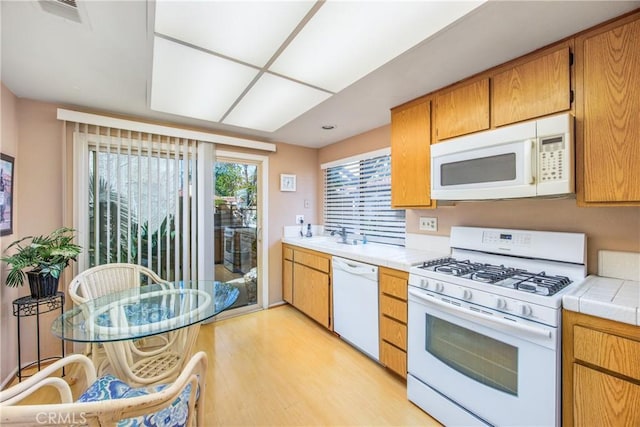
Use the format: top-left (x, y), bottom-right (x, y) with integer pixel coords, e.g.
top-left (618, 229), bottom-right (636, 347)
top-left (407, 226), bottom-right (587, 427)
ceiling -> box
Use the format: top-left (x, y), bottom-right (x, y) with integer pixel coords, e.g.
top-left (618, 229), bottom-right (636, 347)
top-left (2, 1), bottom-right (639, 148)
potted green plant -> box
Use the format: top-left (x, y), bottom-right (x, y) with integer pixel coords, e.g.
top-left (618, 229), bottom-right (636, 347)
top-left (2, 227), bottom-right (81, 298)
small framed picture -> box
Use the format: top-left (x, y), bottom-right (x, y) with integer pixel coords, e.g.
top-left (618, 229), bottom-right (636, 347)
top-left (280, 174), bottom-right (296, 192)
top-left (1, 153), bottom-right (15, 236)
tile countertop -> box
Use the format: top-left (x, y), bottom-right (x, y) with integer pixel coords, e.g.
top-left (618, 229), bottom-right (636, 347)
top-left (281, 235), bottom-right (448, 272)
top-left (563, 250), bottom-right (640, 326)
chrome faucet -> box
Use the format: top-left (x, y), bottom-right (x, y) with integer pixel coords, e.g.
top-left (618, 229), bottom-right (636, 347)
top-left (331, 226), bottom-right (348, 243)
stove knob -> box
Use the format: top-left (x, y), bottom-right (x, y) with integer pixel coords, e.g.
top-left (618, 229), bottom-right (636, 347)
top-left (462, 289), bottom-right (472, 300)
top-left (492, 296), bottom-right (507, 309)
top-left (420, 278), bottom-right (429, 289)
top-left (435, 281), bottom-right (445, 293)
top-left (517, 302), bottom-right (533, 317)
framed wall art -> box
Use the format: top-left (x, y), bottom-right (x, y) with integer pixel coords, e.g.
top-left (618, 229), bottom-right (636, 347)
top-left (280, 174), bottom-right (296, 192)
top-left (0, 153), bottom-right (14, 236)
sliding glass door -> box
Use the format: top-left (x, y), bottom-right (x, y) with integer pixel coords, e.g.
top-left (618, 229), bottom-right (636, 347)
top-left (214, 152), bottom-right (263, 314)
top-left (74, 128), bottom-right (268, 313)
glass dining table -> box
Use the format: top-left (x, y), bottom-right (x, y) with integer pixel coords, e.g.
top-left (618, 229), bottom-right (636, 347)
top-left (52, 280), bottom-right (239, 386)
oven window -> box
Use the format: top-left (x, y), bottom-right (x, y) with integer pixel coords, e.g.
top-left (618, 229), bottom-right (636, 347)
top-left (441, 153), bottom-right (516, 186)
top-left (425, 314), bottom-right (518, 396)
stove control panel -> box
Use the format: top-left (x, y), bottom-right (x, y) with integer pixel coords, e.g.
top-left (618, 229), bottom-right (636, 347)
top-left (408, 273), bottom-right (560, 327)
top-left (482, 230), bottom-right (532, 247)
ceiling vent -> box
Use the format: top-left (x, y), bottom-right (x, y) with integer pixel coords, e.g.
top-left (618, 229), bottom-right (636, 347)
top-left (38, 0), bottom-right (82, 23)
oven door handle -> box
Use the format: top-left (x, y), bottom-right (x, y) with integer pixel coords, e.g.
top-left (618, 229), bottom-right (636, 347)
top-left (409, 288), bottom-right (552, 340)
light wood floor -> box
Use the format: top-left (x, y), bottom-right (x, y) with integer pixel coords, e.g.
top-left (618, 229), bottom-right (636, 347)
top-left (195, 305), bottom-right (441, 426)
top-left (7, 305), bottom-right (440, 426)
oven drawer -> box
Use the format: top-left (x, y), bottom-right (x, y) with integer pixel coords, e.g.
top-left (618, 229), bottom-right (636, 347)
top-left (380, 316), bottom-right (407, 350)
top-left (380, 341), bottom-right (406, 378)
top-left (574, 325), bottom-right (640, 381)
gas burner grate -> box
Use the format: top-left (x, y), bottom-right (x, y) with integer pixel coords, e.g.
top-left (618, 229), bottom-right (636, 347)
top-left (509, 272), bottom-right (572, 295)
top-left (470, 265), bottom-right (522, 284)
top-left (420, 258), bottom-right (484, 276)
top-left (418, 257), bottom-right (574, 296)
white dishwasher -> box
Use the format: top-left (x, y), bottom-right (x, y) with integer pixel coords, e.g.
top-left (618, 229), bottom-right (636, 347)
top-left (332, 256), bottom-right (379, 361)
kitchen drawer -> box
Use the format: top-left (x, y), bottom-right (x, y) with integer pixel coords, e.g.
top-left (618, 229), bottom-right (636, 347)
top-left (380, 316), bottom-right (407, 350)
top-left (380, 341), bottom-right (407, 378)
top-left (380, 294), bottom-right (407, 323)
top-left (283, 246), bottom-right (293, 261)
top-left (574, 325), bottom-right (640, 380)
top-left (573, 364), bottom-right (640, 425)
top-left (294, 249), bottom-right (330, 273)
top-left (380, 271), bottom-right (408, 300)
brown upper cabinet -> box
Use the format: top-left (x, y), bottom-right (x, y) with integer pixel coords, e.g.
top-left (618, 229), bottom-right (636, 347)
top-left (492, 47), bottom-right (571, 127)
top-left (391, 9), bottom-right (640, 207)
top-left (577, 14), bottom-right (640, 204)
top-left (390, 98), bottom-right (434, 208)
top-left (435, 78), bottom-right (490, 141)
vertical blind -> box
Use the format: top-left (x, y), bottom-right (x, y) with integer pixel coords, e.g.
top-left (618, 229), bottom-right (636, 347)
top-left (323, 152), bottom-right (405, 246)
top-left (75, 122), bottom-right (199, 281)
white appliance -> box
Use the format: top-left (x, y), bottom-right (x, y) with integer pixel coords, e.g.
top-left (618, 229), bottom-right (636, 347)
top-left (332, 256), bottom-right (379, 361)
top-left (431, 113), bottom-right (574, 200)
top-left (407, 226), bottom-right (587, 427)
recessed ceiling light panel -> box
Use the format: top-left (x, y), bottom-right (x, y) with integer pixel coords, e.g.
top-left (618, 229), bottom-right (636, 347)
top-left (150, 36), bottom-right (259, 122)
top-left (154, 0), bottom-right (316, 67)
top-left (270, 1), bottom-right (485, 92)
top-left (223, 73), bottom-right (331, 132)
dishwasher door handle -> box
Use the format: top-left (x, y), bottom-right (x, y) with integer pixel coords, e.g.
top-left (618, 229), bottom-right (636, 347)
top-left (332, 257), bottom-right (377, 276)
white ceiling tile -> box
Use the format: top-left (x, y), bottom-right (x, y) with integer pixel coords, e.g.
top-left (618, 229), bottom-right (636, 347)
top-left (154, 0), bottom-right (316, 67)
top-left (270, 0), bottom-right (485, 92)
top-left (150, 36), bottom-right (259, 122)
top-left (223, 73), bottom-right (331, 132)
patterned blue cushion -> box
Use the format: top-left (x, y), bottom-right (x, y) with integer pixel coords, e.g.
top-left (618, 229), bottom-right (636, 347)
top-left (77, 375), bottom-right (194, 427)
top-left (95, 302), bottom-right (173, 327)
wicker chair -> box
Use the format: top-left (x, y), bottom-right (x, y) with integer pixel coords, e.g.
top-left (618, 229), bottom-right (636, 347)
top-left (68, 263), bottom-right (176, 375)
top-left (0, 351), bottom-right (207, 427)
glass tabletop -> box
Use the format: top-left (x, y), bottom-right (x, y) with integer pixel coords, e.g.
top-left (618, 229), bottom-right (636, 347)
top-left (51, 280), bottom-right (240, 343)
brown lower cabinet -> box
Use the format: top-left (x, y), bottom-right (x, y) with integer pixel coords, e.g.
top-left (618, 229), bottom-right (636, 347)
top-left (379, 267), bottom-right (409, 378)
top-left (282, 243), bottom-right (332, 329)
top-left (562, 309), bottom-right (640, 426)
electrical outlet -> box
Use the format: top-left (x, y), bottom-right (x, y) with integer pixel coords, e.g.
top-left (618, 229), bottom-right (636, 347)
top-left (419, 216), bottom-right (438, 232)
top-left (296, 215), bottom-right (304, 224)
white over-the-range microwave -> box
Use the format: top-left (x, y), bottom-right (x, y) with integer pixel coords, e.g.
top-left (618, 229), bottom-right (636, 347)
top-left (431, 113), bottom-right (574, 200)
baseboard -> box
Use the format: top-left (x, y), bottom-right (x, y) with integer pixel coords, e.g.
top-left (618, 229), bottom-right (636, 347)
top-left (268, 300), bottom-right (287, 309)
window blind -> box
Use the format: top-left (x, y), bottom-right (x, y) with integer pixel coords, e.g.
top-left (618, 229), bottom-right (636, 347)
top-left (74, 123), bottom-right (199, 282)
top-left (323, 153), bottom-right (405, 246)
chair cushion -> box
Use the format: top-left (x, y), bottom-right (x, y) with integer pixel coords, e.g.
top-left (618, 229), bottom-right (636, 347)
top-left (77, 374), bottom-right (194, 427)
top-left (95, 302), bottom-right (173, 327)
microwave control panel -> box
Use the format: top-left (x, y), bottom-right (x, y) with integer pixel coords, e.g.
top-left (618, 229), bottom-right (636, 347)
top-left (538, 135), bottom-right (566, 182)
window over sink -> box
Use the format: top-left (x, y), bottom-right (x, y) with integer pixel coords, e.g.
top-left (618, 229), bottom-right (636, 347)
top-left (322, 148), bottom-right (405, 247)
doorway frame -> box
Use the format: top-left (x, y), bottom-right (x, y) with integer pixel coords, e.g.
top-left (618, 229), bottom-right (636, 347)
top-left (214, 149), bottom-right (269, 318)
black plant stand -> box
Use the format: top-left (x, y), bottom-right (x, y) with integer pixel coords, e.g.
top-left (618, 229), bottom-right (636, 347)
top-left (12, 292), bottom-right (65, 381)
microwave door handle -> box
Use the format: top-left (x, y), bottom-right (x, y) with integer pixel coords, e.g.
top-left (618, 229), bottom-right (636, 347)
top-left (524, 139), bottom-right (535, 184)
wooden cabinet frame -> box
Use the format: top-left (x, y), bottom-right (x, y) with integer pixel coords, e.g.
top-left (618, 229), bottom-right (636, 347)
top-left (379, 267), bottom-right (409, 378)
top-left (390, 97), bottom-right (434, 208)
top-left (282, 244), bottom-right (332, 330)
top-left (562, 309), bottom-right (640, 426)
top-left (574, 11), bottom-right (640, 206)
